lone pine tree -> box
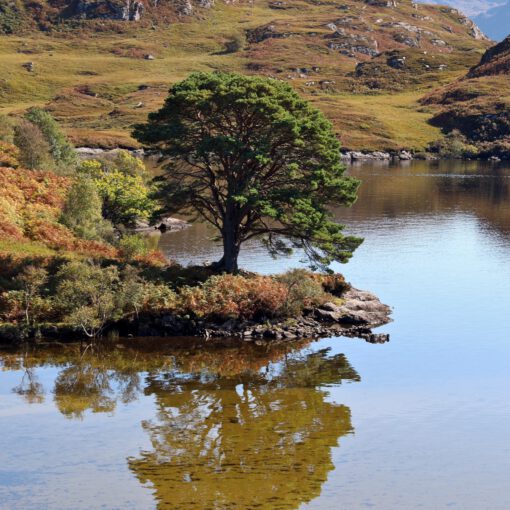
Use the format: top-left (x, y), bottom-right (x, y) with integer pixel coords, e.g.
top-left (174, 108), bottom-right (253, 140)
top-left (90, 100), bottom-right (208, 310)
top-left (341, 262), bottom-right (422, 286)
top-left (135, 72), bottom-right (362, 273)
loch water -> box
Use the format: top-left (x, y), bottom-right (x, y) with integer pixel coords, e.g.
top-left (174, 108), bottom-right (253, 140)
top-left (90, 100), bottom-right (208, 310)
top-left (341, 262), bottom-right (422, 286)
top-left (1, 160), bottom-right (509, 509)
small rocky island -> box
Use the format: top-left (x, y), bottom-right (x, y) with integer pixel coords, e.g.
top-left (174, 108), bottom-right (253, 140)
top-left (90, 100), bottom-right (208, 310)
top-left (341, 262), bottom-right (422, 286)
top-left (134, 286), bottom-right (392, 345)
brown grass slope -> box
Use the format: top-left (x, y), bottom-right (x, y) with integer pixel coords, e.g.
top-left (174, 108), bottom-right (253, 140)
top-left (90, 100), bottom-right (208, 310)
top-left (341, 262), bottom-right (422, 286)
top-left (423, 35), bottom-right (510, 155)
top-left (0, 0), bottom-right (491, 151)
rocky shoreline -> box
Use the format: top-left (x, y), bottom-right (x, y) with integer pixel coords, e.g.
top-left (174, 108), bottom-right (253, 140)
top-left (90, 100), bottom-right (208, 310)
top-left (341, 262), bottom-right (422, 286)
top-left (133, 216), bottom-right (190, 233)
top-left (75, 146), bottom-right (508, 164)
top-left (341, 150), bottom-right (418, 162)
top-left (107, 287), bottom-right (391, 345)
top-left (0, 288), bottom-right (392, 346)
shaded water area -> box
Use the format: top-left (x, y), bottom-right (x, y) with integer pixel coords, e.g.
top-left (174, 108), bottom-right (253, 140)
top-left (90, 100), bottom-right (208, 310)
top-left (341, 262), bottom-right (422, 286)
top-left (1, 160), bottom-right (510, 509)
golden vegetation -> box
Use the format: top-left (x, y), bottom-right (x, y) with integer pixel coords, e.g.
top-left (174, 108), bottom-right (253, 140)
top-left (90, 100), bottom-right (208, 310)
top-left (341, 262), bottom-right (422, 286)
top-left (0, 0), bottom-right (490, 151)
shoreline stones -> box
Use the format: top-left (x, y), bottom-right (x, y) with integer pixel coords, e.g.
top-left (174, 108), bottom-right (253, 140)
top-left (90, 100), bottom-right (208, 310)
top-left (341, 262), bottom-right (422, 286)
top-left (133, 217), bottom-right (190, 233)
top-left (341, 150), bottom-right (418, 161)
top-left (75, 147), bottom-right (146, 157)
top-left (2, 286), bottom-right (391, 346)
top-left (132, 287), bottom-right (392, 344)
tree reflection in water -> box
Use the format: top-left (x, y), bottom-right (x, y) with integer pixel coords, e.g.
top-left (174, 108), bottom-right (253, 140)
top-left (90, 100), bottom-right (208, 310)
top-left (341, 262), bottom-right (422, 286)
top-left (2, 338), bottom-right (361, 508)
top-left (129, 344), bottom-right (360, 510)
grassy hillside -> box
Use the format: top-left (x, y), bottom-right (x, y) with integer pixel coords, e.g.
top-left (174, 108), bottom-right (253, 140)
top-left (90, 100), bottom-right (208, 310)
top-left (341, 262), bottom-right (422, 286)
top-left (423, 36), bottom-right (510, 156)
top-left (0, 0), bottom-right (490, 151)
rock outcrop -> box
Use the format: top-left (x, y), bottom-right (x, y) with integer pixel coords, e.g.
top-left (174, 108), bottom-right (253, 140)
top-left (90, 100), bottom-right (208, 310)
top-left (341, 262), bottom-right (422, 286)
top-left (467, 36), bottom-right (510, 78)
top-left (423, 35), bottom-right (510, 158)
top-left (316, 288), bottom-right (392, 328)
top-left (73, 0), bottom-right (145, 21)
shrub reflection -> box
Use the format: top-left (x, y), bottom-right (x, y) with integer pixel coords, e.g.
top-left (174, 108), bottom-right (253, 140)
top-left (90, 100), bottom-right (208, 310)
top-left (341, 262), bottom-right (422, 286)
top-left (3, 338), bottom-right (360, 509)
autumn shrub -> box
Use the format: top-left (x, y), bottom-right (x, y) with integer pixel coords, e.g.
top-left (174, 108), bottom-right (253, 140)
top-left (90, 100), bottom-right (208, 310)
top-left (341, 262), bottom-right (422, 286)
top-left (0, 167), bottom-right (68, 242)
top-left (13, 120), bottom-right (53, 170)
top-left (177, 274), bottom-right (288, 320)
top-left (0, 141), bottom-right (19, 168)
top-left (0, 265), bottom-right (55, 331)
top-left (133, 249), bottom-right (168, 267)
top-left (312, 272), bottom-right (350, 297)
top-left (0, 196), bottom-right (24, 239)
top-left (0, 167), bottom-right (118, 257)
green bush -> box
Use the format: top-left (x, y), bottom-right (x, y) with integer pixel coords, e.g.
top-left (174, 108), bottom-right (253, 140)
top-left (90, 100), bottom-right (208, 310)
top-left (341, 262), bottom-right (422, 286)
top-left (429, 130), bottom-right (479, 159)
top-left (277, 269), bottom-right (328, 316)
top-left (101, 150), bottom-right (148, 179)
top-left (55, 261), bottom-right (124, 337)
top-left (118, 234), bottom-right (149, 261)
top-left (60, 177), bottom-right (114, 242)
top-left (79, 159), bottom-right (155, 227)
top-left (25, 108), bottom-right (76, 172)
top-left (0, 115), bottom-right (15, 142)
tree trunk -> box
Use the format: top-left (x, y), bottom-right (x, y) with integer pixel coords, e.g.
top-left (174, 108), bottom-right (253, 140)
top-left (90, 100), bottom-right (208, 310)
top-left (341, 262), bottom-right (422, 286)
top-left (220, 234), bottom-right (240, 273)
top-left (217, 216), bottom-right (241, 273)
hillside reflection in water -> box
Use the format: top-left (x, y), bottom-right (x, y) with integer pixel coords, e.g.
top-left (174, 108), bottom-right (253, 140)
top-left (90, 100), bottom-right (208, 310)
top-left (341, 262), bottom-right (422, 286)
top-left (159, 160), bottom-right (510, 271)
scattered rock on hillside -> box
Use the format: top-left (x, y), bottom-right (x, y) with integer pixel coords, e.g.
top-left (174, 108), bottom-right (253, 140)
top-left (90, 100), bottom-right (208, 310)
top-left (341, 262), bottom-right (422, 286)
top-left (394, 33), bottom-right (419, 47)
top-left (387, 54), bottom-right (406, 69)
top-left (365, 0), bottom-right (397, 7)
top-left (246, 24), bottom-right (293, 43)
top-left (458, 16), bottom-right (489, 41)
top-left (423, 35), bottom-right (510, 158)
top-left (269, 1), bottom-right (290, 10)
top-left (74, 0), bottom-right (144, 21)
top-left (197, 0), bottom-right (214, 8)
top-left (177, 0), bottom-right (194, 15)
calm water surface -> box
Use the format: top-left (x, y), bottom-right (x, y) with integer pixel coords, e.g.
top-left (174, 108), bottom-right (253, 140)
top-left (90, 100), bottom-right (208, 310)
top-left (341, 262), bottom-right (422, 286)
top-left (1, 161), bottom-right (510, 509)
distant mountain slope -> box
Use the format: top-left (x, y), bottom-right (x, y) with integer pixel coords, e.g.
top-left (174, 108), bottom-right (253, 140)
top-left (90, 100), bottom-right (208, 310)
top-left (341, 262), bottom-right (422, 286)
top-left (0, 0), bottom-right (491, 151)
top-left (423, 35), bottom-right (510, 157)
top-left (474, 2), bottom-right (510, 42)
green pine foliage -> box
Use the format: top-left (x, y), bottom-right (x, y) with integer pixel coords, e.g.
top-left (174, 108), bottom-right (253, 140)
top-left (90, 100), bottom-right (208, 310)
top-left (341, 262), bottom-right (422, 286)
top-left (135, 72), bottom-right (362, 273)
